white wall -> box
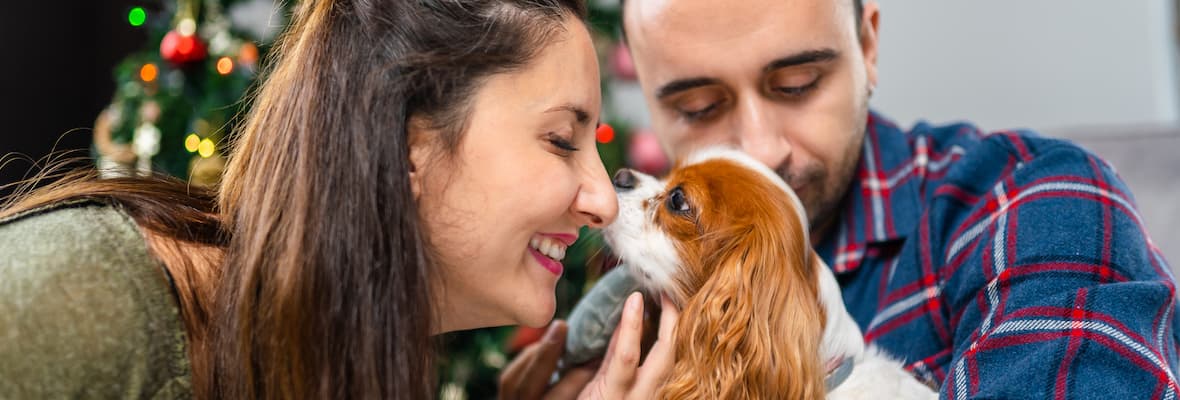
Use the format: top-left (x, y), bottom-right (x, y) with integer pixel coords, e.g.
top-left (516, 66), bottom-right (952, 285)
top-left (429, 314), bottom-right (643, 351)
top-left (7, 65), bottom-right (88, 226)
top-left (871, 1), bottom-right (1179, 134)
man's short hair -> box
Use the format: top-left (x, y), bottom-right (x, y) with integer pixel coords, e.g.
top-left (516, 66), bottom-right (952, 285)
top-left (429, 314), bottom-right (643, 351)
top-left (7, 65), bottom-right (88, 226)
top-left (618, 0), bottom-right (866, 42)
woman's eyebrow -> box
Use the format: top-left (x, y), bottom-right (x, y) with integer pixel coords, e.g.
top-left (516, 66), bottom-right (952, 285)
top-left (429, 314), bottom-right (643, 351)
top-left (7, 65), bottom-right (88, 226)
top-left (545, 103), bottom-right (592, 126)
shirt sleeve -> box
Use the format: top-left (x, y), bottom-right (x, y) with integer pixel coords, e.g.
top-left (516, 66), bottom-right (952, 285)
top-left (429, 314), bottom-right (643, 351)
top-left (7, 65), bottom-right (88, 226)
top-left (0, 205), bottom-right (193, 399)
top-left (935, 134), bottom-right (1179, 399)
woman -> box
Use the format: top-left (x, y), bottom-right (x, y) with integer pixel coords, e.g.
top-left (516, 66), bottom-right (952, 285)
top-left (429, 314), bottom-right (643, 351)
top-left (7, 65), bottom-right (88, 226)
top-left (0, 0), bottom-right (676, 398)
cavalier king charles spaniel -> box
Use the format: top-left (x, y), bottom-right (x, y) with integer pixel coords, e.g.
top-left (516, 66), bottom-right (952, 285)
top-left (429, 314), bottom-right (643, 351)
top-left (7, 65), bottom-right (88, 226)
top-left (601, 147), bottom-right (936, 399)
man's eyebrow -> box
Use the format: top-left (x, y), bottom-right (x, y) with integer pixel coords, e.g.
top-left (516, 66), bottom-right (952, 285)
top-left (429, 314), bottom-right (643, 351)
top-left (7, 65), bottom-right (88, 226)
top-left (655, 77), bottom-right (722, 100)
top-left (545, 103), bottom-right (592, 126)
top-left (763, 49), bottom-right (840, 72)
top-left (652, 50), bottom-right (839, 100)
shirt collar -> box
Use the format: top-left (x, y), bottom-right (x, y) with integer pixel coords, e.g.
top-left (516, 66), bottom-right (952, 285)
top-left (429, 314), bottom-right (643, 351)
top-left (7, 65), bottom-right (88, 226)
top-left (816, 111), bottom-right (923, 274)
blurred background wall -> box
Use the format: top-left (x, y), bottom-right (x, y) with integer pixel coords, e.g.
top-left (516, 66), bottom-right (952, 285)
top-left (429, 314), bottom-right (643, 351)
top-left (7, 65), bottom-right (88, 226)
top-left (873, 1), bottom-right (1179, 133)
top-left (870, 1), bottom-right (1180, 267)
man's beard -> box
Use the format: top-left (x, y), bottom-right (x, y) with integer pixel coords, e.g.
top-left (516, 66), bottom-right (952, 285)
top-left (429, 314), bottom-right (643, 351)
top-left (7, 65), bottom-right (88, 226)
top-left (804, 138), bottom-right (861, 243)
top-left (800, 88), bottom-right (871, 242)
top-left (778, 135), bottom-right (861, 243)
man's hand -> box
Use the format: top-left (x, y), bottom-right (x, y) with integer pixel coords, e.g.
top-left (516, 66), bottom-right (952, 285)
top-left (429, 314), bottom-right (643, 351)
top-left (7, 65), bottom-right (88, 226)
top-left (499, 293), bottom-right (680, 400)
top-left (499, 321), bottom-right (596, 400)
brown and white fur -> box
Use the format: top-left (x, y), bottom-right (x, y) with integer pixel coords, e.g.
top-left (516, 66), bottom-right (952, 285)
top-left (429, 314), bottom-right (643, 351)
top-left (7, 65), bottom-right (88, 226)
top-left (603, 147), bottom-right (936, 399)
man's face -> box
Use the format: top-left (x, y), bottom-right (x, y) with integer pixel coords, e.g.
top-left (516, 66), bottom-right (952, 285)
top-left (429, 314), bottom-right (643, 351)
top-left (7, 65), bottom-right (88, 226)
top-left (624, 0), bottom-right (879, 236)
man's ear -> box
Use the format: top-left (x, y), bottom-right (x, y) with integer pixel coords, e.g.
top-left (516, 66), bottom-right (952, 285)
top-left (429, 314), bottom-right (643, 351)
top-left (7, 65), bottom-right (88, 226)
top-left (407, 116), bottom-right (434, 200)
top-left (859, 1), bottom-right (881, 90)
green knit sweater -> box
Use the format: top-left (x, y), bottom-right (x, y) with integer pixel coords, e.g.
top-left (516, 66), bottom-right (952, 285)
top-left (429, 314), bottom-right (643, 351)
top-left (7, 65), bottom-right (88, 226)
top-left (0, 201), bottom-right (192, 399)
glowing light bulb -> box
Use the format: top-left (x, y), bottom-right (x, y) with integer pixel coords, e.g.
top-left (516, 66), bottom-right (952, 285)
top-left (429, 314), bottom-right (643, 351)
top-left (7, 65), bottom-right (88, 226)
top-left (216, 57), bottom-right (233, 75)
top-left (128, 7), bottom-right (146, 27)
top-left (185, 134), bottom-right (201, 153)
top-left (139, 63), bottom-right (158, 82)
top-left (198, 138), bottom-right (215, 158)
top-left (239, 43), bottom-right (259, 65)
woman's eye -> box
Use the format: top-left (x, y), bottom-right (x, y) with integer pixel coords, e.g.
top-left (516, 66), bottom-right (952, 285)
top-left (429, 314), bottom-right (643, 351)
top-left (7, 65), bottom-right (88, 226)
top-left (546, 133), bottom-right (579, 155)
top-left (666, 187), bottom-right (690, 213)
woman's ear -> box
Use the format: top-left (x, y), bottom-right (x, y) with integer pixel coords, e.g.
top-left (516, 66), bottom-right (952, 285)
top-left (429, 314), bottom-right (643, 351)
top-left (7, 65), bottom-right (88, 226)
top-left (407, 116), bottom-right (434, 200)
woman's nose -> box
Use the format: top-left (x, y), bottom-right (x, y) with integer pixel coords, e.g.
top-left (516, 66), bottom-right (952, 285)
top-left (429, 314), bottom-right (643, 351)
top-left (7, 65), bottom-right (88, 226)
top-left (573, 164), bottom-right (619, 229)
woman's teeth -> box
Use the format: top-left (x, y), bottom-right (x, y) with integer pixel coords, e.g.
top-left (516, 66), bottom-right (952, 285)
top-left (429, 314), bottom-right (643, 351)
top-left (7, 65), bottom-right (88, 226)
top-left (530, 236), bottom-right (567, 261)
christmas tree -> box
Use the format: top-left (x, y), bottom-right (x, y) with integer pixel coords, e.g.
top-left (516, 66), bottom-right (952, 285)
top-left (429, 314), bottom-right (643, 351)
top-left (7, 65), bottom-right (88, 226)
top-left (93, 0), bottom-right (287, 186)
top-left (98, 1), bottom-right (665, 398)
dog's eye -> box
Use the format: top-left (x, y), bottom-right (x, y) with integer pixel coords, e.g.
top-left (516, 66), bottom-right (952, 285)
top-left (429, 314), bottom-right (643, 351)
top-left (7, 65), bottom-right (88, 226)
top-left (666, 187), bottom-right (690, 213)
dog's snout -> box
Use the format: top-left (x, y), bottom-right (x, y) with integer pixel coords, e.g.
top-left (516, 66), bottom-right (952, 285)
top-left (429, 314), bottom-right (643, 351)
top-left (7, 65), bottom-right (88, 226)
top-left (613, 169), bottom-right (638, 191)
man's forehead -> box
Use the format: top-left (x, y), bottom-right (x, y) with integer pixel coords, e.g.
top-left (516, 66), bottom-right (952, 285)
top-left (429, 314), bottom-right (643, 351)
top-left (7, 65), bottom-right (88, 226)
top-left (624, 0), bottom-right (850, 42)
top-left (624, 0), bottom-right (851, 82)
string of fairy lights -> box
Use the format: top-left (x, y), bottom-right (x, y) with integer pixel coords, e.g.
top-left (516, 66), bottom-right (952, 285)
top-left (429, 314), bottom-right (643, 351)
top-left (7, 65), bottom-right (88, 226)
top-left (96, 1), bottom-right (277, 184)
top-left (102, 1), bottom-right (661, 190)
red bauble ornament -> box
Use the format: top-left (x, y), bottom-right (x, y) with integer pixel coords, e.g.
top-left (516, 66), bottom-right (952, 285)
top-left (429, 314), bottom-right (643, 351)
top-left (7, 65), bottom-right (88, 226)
top-left (507, 326), bottom-right (548, 353)
top-left (609, 43), bottom-right (637, 81)
top-left (596, 123), bottom-right (615, 144)
top-left (627, 128), bottom-right (669, 175)
top-left (160, 30), bottom-right (207, 65)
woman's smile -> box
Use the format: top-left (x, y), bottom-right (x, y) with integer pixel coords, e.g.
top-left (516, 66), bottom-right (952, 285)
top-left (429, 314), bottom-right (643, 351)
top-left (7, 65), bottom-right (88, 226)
top-left (528, 233), bottom-right (576, 276)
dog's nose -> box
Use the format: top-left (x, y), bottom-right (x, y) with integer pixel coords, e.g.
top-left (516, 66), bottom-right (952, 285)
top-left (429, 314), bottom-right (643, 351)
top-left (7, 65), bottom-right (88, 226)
top-left (613, 168), bottom-right (638, 191)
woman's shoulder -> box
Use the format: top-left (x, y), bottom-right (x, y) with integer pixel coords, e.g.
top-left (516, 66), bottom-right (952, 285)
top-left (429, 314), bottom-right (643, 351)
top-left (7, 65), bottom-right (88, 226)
top-left (1, 199), bottom-right (144, 259)
top-left (0, 200), bottom-right (163, 284)
top-left (0, 199), bottom-right (193, 398)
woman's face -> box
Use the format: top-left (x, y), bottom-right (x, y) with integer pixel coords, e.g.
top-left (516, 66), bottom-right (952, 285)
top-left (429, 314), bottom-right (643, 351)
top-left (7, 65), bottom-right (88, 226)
top-left (416, 16), bottom-right (617, 332)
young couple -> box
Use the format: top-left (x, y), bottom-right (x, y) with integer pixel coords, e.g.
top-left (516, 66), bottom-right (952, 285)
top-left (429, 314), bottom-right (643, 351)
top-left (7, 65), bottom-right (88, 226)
top-left (2, 0), bottom-right (1173, 398)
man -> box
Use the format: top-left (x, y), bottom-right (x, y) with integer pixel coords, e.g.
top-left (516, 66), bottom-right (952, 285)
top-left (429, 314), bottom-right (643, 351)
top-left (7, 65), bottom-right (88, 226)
top-left (503, 1), bottom-right (1178, 398)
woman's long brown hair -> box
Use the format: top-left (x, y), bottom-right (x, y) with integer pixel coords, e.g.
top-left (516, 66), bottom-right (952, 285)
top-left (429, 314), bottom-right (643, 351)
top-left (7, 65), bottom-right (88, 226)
top-left (1, 0), bottom-right (587, 398)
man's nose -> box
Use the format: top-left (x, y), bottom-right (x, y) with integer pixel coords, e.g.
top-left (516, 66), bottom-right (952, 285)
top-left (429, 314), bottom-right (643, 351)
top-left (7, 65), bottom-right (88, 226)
top-left (736, 99), bottom-right (792, 169)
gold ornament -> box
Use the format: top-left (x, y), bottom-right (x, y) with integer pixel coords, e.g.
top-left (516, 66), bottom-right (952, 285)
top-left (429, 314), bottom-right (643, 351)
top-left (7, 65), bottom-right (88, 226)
top-left (189, 153), bottom-right (226, 187)
top-left (93, 107), bottom-right (136, 178)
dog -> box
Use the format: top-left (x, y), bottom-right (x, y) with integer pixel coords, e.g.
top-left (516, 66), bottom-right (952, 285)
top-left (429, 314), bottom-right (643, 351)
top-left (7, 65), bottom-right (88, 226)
top-left (601, 147), bottom-right (936, 399)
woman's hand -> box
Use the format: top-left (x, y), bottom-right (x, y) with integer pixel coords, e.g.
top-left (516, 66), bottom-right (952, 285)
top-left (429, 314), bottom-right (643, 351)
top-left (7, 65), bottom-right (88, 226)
top-left (498, 292), bottom-right (680, 400)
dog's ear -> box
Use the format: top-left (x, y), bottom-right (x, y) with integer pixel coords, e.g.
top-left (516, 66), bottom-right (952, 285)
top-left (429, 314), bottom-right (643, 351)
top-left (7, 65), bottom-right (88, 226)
top-left (660, 221), bottom-right (826, 400)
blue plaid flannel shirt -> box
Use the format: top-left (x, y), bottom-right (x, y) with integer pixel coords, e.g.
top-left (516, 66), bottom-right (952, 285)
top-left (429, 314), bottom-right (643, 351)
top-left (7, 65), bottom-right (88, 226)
top-left (815, 111), bottom-right (1178, 399)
